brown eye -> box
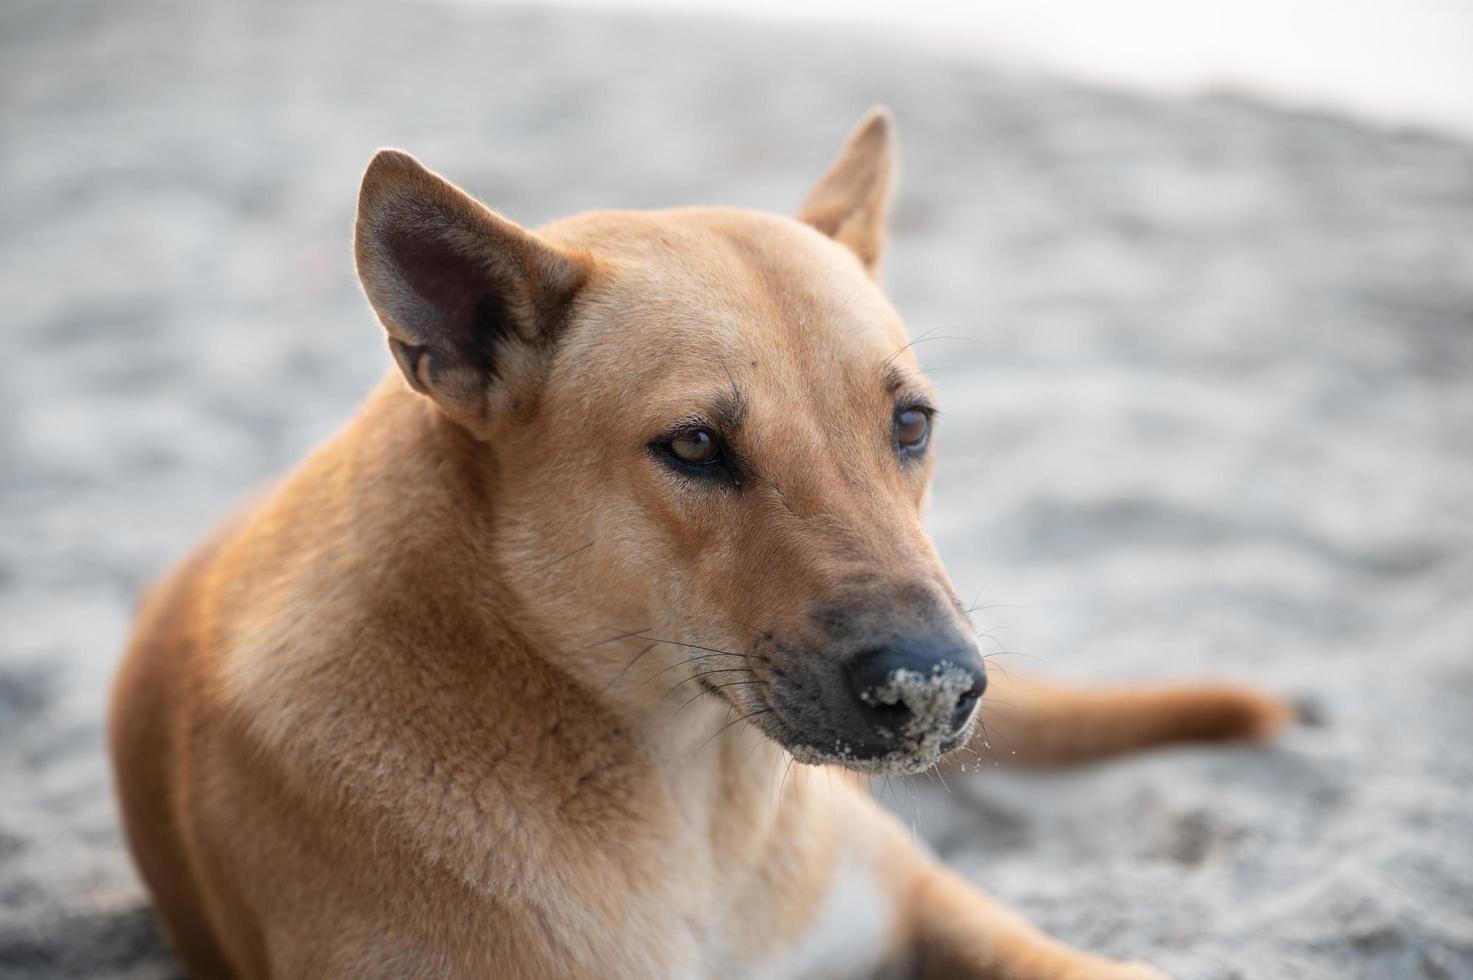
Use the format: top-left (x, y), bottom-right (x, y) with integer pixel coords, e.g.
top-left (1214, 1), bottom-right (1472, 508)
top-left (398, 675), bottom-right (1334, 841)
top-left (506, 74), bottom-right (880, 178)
top-left (652, 424), bottom-right (740, 486)
top-left (668, 429), bottom-right (720, 465)
top-left (895, 407), bottom-right (931, 452)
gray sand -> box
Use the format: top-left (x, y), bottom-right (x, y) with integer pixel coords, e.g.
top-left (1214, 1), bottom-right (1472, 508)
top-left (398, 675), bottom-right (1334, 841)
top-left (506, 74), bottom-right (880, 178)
top-left (2, 1), bottom-right (1471, 977)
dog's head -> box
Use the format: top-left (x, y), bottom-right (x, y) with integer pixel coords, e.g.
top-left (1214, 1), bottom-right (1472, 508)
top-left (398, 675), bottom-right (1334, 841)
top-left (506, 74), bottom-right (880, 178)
top-left (354, 110), bottom-right (983, 775)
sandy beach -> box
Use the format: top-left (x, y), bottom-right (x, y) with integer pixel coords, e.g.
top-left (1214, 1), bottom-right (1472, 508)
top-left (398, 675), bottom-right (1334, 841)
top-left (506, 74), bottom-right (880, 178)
top-left (2, 0), bottom-right (1471, 976)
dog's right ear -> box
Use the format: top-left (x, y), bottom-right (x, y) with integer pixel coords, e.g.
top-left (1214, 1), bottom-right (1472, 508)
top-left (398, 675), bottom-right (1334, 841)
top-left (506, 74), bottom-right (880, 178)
top-left (354, 150), bottom-right (590, 434)
top-left (797, 107), bottom-right (895, 277)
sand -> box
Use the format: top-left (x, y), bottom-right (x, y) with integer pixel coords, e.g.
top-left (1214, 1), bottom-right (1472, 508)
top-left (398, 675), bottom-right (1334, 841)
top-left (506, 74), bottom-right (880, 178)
top-left (2, 0), bottom-right (1471, 977)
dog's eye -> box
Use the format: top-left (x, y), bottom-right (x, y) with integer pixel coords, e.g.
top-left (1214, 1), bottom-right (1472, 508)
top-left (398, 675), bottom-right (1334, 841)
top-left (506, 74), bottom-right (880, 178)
top-left (668, 429), bottom-right (720, 465)
top-left (653, 427), bottom-right (741, 487)
top-left (895, 407), bottom-right (931, 453)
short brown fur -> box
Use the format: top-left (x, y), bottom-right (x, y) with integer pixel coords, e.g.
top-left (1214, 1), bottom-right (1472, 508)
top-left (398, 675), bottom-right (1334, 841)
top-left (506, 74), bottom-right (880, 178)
top-left (110, 109), bottom-right (1290, 979)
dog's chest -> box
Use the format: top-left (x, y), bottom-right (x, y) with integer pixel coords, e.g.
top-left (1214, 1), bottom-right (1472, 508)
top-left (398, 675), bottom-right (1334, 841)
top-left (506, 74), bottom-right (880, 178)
top-left (696, 848), bottom-right (897, 980)
top-left (755, 853), bottom-right (896, 980)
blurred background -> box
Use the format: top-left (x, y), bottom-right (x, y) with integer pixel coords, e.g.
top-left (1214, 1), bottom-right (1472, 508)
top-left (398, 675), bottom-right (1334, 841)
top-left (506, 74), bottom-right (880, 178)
top-left (2, 1), bottom-right (1471, 978)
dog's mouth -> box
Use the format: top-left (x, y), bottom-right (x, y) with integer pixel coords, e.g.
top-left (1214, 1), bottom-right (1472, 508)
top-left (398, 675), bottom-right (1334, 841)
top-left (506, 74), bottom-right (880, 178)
top-left (763, 712), bottom-right (977, 777)
top-left (721, 665), bottom-right (982, 777)
top-left (664, 622), bottom-right (984, 777)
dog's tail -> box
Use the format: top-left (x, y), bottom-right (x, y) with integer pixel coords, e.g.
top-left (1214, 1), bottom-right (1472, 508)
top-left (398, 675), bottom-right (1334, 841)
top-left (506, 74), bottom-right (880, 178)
top-left (964, 670), bottom-right (1296, 767)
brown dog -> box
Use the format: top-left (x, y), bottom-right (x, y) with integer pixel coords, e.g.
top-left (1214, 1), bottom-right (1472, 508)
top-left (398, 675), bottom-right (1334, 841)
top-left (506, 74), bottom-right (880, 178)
top-left (109, 109), bottom-right (1290, 979)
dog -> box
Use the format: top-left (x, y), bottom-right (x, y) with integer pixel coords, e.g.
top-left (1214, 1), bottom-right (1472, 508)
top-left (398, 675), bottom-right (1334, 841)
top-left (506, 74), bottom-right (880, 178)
top-left (109, 108), bottom-right (1292, 979)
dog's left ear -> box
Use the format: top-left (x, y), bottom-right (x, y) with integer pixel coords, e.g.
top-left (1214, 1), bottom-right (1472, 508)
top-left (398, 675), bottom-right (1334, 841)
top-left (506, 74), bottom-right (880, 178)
top-left (796, 107), bottom-right (895, 276)
top-left (355, 149), bottom-right (590, 434)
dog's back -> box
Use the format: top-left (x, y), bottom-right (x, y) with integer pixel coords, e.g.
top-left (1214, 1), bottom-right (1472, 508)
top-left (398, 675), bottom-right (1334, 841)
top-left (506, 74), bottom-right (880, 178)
top-left (110, 521), bottom-right (253, 975)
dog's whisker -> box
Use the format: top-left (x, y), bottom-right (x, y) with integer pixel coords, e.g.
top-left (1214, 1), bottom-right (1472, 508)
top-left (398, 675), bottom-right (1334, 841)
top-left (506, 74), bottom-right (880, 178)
top-left (745, 725), bottom-right (776, 764)
top-left (712, 613), bottom-right (773, 642)
top-left (666, 676), bottom-right (761, 719)
top-left (974, 630), bottom-right (1010, 655)
top-left (626, 633), bottom-right (766, 662)
top-left (964, 583), bottom-right (988, 617)
top-left (630, 654), bottom-right (752, 693)
top-left (702, 679), bottom-right (766, 709)
top-left (964, 601), bottom-right (1019, 617)
top-left (584, 625), bottom-right (655, 650)
top-left (880, 328), bottom-right (977, 370)
top-left (669, 685), bottom-right (722, 721)
top-left (777, 754), bottom-right (797, 810)
top-left (970, 711), bottom-right (1021, 759)
top-left (975, 644), bottom-right (1041, 663)
top-left (530, 540), bottom-right (594, 574)
top-left (978, 659), bottom-right (1019, 683)
top-left (659, 667), bottom-right (756, 701)
top-left (692, 708), bottom-right (772, 760)
top-left (626, 656), bottom-right (698, 693)
top-left (601, 641), bottom-right (662, 693)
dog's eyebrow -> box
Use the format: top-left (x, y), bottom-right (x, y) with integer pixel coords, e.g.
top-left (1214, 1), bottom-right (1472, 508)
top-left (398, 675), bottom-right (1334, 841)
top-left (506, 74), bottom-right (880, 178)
top-left (882, 364), bottom-right (907, 394)
top-left (713, 387), bottom-right (747, 431)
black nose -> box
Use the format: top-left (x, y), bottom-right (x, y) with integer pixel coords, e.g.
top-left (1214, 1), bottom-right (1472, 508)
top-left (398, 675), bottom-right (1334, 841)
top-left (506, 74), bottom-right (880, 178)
top-left (845, 641), bottom-right (986, 736)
